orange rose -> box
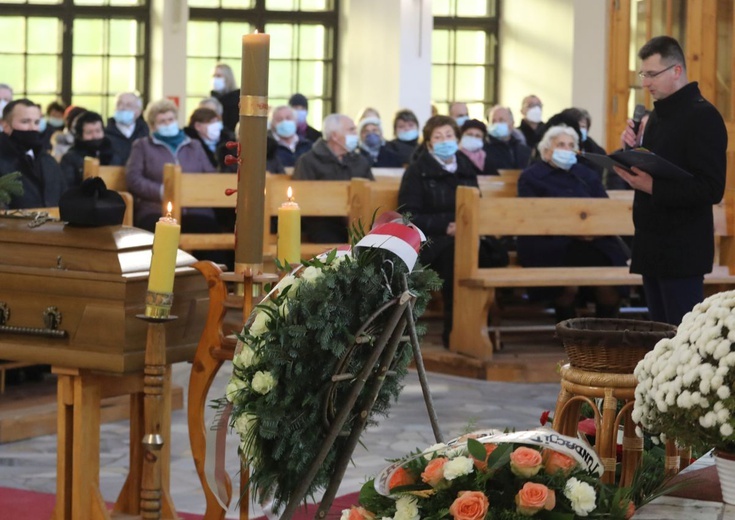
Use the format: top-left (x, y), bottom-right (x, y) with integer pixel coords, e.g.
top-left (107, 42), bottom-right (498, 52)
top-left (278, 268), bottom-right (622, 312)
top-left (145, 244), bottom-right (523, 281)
top-left (624, 500), bottom-right (635, 519)
top-left (421, 457), bottom-right (448, 487)
top-left (510, 447), bottom-right (543, 478)
top-left (449, 490), bottom-right (489, 520)
top-left (389, 467), bottom-right (414, 490)
top-left (472, 443), bottom-right (498, 472)
top-left (515, 482), bottom-right (555, 516)
top-left (543, 449), bottom-right (577, 476)
top-left (345, 506), bottom-right (375, 520)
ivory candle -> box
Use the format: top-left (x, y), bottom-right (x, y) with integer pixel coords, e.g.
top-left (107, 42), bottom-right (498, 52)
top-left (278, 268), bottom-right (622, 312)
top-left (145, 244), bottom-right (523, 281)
top-left (147, 202), bottom-right (180, 294)
top-left (277, 186), bottom-right (301, 265)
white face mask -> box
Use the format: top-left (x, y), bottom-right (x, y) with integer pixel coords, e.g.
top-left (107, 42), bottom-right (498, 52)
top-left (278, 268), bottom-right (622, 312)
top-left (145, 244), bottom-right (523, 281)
top-left (212, 77), bottom-right (226, 93)
top-left (525, 106), bottom-right (543, 124)
top-left (206, 121), bottom-right (223, 142)
top-left (0, 99), bottom-right (8, 113)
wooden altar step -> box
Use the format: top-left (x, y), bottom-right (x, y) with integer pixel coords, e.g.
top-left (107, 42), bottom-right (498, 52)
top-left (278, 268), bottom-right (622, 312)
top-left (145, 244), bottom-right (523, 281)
top-left (0, 377), bottom-right (184, 443)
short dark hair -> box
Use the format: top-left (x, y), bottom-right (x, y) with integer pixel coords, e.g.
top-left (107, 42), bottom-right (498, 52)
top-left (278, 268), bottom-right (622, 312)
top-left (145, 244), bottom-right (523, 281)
top-left (73, 111), bottom-right (103, 139)
top-left (638, 36), bottom-right (686, 69)
top-left (393, 109), bottom-right (418, 132)
top-left (3, 99), bottom-right (39, 122)
top-left (188, 107), bottom-right (219, 126)
top-left (46, 101), bottom-right (65, 115)
top-left (422, 115), bottom-right (459, 143)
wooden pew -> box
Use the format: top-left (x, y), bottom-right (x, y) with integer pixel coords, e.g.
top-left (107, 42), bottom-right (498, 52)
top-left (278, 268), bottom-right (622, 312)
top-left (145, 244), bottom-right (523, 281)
top-left (82, 157), bottom-right (134, 226)
top-left (450, 186), bottom-right (735, 360)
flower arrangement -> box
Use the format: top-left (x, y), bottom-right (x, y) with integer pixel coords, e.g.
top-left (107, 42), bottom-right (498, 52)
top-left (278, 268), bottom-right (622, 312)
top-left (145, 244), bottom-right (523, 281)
top-left (223, 224), bottom-right (441, 509)
top-left (350, 430), bottom-right (635, 520)
top-left (633, 289), bottom-right (735, 453)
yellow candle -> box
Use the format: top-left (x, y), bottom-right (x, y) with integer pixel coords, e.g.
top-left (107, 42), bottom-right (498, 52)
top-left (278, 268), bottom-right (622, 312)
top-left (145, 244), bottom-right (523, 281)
top-left (147, 202), bottom-right (181, 294)
top-left (277, 186), bottom-right (301, 265)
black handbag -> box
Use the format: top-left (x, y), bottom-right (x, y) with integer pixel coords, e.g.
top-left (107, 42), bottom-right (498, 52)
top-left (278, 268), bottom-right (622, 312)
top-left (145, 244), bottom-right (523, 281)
top-left (59, 177), bottom-right (126, 227)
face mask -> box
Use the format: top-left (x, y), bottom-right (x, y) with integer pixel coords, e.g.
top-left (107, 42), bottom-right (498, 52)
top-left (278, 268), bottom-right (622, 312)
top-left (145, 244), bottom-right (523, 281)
top-left (156, 121), bottom-right (180, 137)
top-left (275, 119), bottom-right (297, 138)
top-left (114, 109), bottom-right (135, 126)
top-left (47, 116), bottom-right (64, 128)
top-left (10, 129), bottom-right (42, 151)
top-left (525, 106), bottom-right (543, 124)
top-left (580, 128), bottom-right (588, 142)
top-left (212, 77), bottom-right (226, 93)
top-left (460, 135), bottom-right (484, 152)
top-left (206, 121), bottom-right (223, 142)
top-left (455, 116), bottom-right (469, 127)
top-left (551, 148), bottom-right (577, 170)
top-left (488, 122), bottom-right (510, 139)
top-left (0, 100), bottom-right (7, 113)
top-left (432, 140), bottom-right (458, 160)
top-left (294, 109), bottom-right (307, 124)
top-left (362, 132), bottom-right (382, 150)
top-left (77, 138), bottom-right (105, 153)
top-left (344, 134), bottom-right (359, 152)
top-left (397, 128), bottom-right (418, 142)
top-left (38, 118), bottom-right (47, 133)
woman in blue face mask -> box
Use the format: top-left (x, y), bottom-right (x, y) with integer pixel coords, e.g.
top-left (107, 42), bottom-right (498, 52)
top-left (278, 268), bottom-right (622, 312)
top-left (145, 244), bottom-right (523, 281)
top-left (516, 124), bottom-right (630, 322)
top-left (398, 115), bottom-right (510, 347)
top-left (384, 109), bottom-right (420, 166)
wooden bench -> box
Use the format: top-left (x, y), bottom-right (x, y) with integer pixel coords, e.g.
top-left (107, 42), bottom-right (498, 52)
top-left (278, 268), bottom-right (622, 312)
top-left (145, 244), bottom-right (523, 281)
top-left (450, 186), bottom-right (735, 359)
top-left (82, 157), bottom-right (134, 226)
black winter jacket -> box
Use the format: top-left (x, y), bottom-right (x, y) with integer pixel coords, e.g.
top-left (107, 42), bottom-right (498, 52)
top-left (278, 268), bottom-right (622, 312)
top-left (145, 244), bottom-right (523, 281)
top-left (105, 117), bottom-right (149, 165)
top-left (0, 133), bottom-right (65, 208)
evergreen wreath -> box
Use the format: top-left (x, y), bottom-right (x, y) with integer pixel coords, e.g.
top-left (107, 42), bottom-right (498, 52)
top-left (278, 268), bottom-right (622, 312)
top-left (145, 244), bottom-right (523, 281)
top-left (223, 230), bottom-right (441, 509)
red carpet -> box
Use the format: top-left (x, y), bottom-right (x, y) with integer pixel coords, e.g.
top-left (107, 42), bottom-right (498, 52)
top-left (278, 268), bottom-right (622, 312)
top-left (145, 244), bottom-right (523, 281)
top-left (0, 486), bottom-right (359, 519)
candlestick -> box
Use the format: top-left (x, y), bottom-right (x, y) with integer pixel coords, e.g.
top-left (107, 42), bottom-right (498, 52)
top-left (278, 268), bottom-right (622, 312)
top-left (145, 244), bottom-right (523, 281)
top-left (277, 186), bottom-right (301, 265)
top-left (146, 202), bottom-right (180, 318)
top-left (235, 31), bottom-right (270, 275)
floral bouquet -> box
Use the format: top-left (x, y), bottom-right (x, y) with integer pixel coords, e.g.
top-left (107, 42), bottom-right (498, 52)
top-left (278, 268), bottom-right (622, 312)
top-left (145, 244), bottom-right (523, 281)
top-left (633, 289), bottom-right (735, 453)
top-left (348, 430), bottom-right (635, 520)
top-left (222, 220), bottom-right (441, 509)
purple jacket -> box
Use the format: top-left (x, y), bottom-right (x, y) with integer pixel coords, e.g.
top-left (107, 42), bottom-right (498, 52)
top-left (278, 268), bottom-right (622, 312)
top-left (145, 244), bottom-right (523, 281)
top-left (126, 134), bottom-right (215, 227)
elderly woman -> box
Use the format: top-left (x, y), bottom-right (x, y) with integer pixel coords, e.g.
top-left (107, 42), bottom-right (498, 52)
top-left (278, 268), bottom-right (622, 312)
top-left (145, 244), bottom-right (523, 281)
top-left (357, 117), bottom-right (403, 167)
top-left (399, 115), bottom-right (508, 347)
top-left (210, 63), bottom-right (240, 132)
top-left (517, 125), bottom-right (629, 322)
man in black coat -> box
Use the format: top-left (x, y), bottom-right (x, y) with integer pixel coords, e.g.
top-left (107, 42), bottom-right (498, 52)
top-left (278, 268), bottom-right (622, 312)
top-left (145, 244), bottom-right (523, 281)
top-left (105, 92), bottom-right (149, 165)
top-left (615, 36), bottom-right (727, 325)
top-left (0, 99), bottom-right (65, 209)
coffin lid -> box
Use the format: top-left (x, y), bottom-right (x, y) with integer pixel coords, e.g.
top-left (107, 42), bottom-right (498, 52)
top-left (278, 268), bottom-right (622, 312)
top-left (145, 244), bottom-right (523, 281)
top-left (0, 216), bottom-right (197, 275)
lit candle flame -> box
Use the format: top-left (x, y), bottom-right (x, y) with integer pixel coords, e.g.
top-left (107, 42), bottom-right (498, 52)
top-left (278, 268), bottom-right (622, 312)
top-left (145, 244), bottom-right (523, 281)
top-left (287, 186), bottom-right (293, 201)
top-left (166, 201), bottom-right (173, 217)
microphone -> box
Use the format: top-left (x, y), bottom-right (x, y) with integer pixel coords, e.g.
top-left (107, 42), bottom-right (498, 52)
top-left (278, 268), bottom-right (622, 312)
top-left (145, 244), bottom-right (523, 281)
top-left (627, 104), bottom-right (646, 150)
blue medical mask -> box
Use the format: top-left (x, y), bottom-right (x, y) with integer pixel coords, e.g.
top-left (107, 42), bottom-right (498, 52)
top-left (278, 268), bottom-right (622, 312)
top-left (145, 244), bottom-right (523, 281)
top-left (344, 134), bottom-right (359, 152)
top-left (580, 128), bottom-right (588, 142)
top-left (551, 149), bottom-right (577, 170)
top-left (156, 121), bottom-right (180, 137)
top-left (206, 121), bottom-right (223, 142)
top-left (432, 140), bottom-right (458, 160)
top-left (47, 116), bottom-right (64, 129)
top-left (294, 109), bottom-right (307, 124)
top-left (114, 110), bottom-right (135, 126)
top-left (38, 118), bottom-right (47, 133)
top-left (275, 119), bottom-right (297, 138)
top-left (455, 116), bottom-right (469, 127)
top-left (488, 122), bottom-right (510, 139)
top-left (362, 132), bottom-right (382, 150)
top-left (397, 128), bottom-right (419, 142)
top-left (460, 135), bottom-right (484, 152)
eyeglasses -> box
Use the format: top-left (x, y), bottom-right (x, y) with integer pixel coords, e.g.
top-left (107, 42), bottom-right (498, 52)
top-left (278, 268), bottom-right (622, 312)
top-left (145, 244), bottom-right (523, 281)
top-left (638, 63), bottom-right (677, 79)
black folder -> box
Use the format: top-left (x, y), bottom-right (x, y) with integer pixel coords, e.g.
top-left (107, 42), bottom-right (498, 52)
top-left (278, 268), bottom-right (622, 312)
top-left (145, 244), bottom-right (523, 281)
top-left (580, 149), bottom-right (693, 180)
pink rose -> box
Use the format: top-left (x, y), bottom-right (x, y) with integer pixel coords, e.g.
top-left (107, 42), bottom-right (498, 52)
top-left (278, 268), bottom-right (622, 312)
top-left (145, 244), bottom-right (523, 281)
top-left (472, 443), bottom-right (498, 472)
top-left (421, 457), bottom-right (448, 488)
top-left (515, 482), bottom-right (555, 516)
top-left (449, 490), bottom-right (489, 520)
top-left (543, 449), bottom-right (577, 476)
top-left (510, 447), bottom-right (543, 478)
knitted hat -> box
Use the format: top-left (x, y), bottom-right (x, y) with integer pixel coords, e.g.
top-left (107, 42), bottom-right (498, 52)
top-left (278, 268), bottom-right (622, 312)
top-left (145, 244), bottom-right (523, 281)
top-left (357, 116), bottom-right (382, 135)
top-left (288, 93), bottom-right (308, 109)
top-left (460, 118), bottom-right (487, 136)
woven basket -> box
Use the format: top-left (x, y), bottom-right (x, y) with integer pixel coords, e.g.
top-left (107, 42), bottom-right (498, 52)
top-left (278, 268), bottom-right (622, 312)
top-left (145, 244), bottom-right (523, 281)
top-left (556, 318), bottom-right (677, 373)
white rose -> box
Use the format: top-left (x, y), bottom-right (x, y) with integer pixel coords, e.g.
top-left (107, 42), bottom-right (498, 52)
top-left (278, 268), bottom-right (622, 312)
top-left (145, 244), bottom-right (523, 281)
top-left (300, 265), bottom-right (323, 284)
top-left (251, 371), bottom-right (276, 395)
top-left (234, 413), bottom-right (256, 437)
top-left (443, 455), bottom-right (474, 480)
top-left (564, 477), bottom-right (597, 516)
top-left (276, 274), bottom-right (301, 297)
top-left (233, 344), bottom-right (259, 369)
top-left (394, 495), bottom-right (420, 520)
top-left (422, 442), bottom-right (448, 460)
top-left (249, 310), bottom-right (270, 336)
top-left (225, 377), bottom-right (248, 402)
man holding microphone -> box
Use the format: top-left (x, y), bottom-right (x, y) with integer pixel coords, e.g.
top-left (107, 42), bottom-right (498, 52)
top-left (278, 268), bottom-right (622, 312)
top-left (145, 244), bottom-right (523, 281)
top-left (614, 35), bottom-right (727, 325)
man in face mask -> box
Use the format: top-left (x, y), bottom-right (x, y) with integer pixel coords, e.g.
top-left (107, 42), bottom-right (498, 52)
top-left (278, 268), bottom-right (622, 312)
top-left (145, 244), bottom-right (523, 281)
top-left (518, 94), bottom-right (545, 150)
top-left (0, 99), bottom-right (65, 208)
top-left (448, 101), bottom-right (469, 128)
top-left (268, 105), bottom-right (313, 167)
top-left (60, 111), bottom-right (119, 188)
top-left (293, 114), bottom-right (374, 242)
top-left (484, 105), bottom-right (532, 172)
top-left (288, 93), bottom-right (322, 143)
top-left (105, 92), bottom-right (149, 165)
top-left (0, 83), bottom-right (13, 133)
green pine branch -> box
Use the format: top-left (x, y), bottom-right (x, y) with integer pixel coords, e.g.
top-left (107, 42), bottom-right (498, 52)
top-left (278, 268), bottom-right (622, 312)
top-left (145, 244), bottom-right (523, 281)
top-left (0, 172), bottom-right (23, 206)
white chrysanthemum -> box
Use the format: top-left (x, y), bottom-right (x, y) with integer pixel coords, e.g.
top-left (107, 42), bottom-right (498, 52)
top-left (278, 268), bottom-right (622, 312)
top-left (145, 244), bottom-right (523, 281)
top-left (394, 495), bottom-right (420, 520)
top-left (722, 423), bottom-right (735, 437)
top-left (340, 509), bottom-right (350, 520)
top-left (249, 310), bottom-right (270, 336)
top-left (564, 477), bottom-right (597, 516)
top-left (300, 265), bottom-right (323, 283)
top-left (251, 371), bottom-right (276, 395)
top-left (718, 385), bottom-right (731, 400)
top-left (225, 377), bottom-right (248, 402)
top-left (422, 443), bottom-right (448, 460)
top-left (442, 456), bottom-right (474, 480)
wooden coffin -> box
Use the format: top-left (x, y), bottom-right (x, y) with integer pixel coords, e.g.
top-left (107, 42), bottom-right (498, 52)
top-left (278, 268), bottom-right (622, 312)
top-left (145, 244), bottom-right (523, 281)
top-left (0, 217), bottom-right (208, 373)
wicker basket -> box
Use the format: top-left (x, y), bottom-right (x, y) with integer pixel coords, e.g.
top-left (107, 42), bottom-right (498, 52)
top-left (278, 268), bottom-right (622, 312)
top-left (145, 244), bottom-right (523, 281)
top-left (556, 318), bottom-right (677, 373)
